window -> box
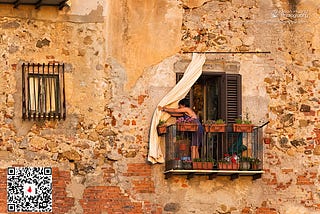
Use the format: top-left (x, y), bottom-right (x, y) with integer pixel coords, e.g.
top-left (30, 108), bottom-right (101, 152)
top-left (22, 63), bottom-right (66, 120)
top-left (177, 73), bottom-right (242, 125)
top-left (175, 73), bottom-right (243, 162)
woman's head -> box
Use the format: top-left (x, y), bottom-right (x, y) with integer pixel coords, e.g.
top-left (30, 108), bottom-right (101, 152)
top-left (178, 99), bottom-right (189, 107)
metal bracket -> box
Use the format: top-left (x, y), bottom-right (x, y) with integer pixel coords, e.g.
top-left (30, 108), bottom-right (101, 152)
top-left (230, 173), bottom-right (239, 180)
top-left (165, 172), bottom-right (172, 179)
top-left (187, 173), bottom-right (195, 180)
top-left (252, 173), bottom-right (262, 180)
top-left (208, 173), bottom-right (218, 180)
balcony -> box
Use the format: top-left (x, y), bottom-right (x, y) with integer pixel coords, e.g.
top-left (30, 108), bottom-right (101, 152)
top-left (162, 122), bottom-right (269, 180)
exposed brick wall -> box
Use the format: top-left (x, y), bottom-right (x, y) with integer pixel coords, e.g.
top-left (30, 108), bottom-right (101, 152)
top-left (124, 163), bottom-right (152, 177)
top-left (296, 172), bottom-right (316, 185)
top-left (132, 178), bottom-right (155, 193)
top-left (261, 166), bottom-right (320, 212)
top-left (124, 163), bottom-right (155, 193)
top-left (144, 201), bottom-right (163, 214)
top-left (0, 169), bottom-right (6, 213)
top-left (52, 168), bottom-right (75, 213)
top-left (102, 165), bottom-right (116, 183)
top-left (80, 186), bottom-right (143, 214)
top-left (78, 163), bottom-right (158, 213)
top-left (242, 207), bottom-right (278, 214)
top-left (262, 169), bottom-right (278, 185)
top-left (0, 167), bottom-right (74, 214)
top-left (0, 165), bottom-right (160, 214)
top-left (255, 207), bottom-right (278, 214)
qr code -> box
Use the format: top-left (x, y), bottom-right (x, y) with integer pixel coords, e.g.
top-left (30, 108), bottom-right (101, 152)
top-left (7, 167), bottom-right (52, 212)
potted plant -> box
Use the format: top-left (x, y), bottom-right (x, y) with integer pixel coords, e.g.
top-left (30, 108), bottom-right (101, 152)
top-left (192, 158), bottom-right (202, 170)
top-left (218, 153), bottom-right (239, 170)
top-left (176, 117), bottom-right (198, 132)
top-left (250, 158), bottom-right (262, 170)
top-left (233, 114), bottom-right (254, 133)
top-left (182, 159), bottom-right (193, 170)
top-left (203, 119), bottom-right (226, 133)
top-left (203, 158), bottom-right (215, 170)
top-left (239, 156), bottom-right (251, 170)
top-left (165, 158), bottom-right (183, 170)
top-left (157, 120), bottom-right (167, 135)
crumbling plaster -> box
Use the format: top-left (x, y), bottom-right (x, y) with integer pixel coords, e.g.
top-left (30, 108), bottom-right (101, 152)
top-left (106, 0), bottom-right (182, 90)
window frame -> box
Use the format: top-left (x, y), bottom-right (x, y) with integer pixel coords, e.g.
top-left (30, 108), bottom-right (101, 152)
top-left (176, 72), bottom-right (242, 125)
top-left (22, 63), bottom-right (66, 120)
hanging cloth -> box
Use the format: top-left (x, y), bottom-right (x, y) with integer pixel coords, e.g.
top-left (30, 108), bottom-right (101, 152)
top-left (148, 53), bottom-right (206, 164)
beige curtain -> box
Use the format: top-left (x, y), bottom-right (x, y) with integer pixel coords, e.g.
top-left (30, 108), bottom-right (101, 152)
top-left (148, 53), bottom-right (206, 164)
top-left (29, 77), bottom-right (39, 111)
top-left (45, 78), bottom-right (56, 112)
top-left (29, 77), bottom-right (56, 113)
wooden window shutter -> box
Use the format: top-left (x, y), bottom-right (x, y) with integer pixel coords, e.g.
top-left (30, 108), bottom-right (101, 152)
top-left (221, 74), bottom-right (242, 124)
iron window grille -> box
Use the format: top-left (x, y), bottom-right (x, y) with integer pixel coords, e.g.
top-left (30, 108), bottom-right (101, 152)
top-left (22, 63), bottom-right (66, 120)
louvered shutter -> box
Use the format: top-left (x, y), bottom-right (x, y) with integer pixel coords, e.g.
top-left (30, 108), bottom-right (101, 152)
top-left (221, 74), bottom-right (242, 124)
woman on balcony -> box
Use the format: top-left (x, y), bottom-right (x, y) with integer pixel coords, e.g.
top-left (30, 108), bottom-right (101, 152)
top-left (160, 99), bottom-right (203, 160)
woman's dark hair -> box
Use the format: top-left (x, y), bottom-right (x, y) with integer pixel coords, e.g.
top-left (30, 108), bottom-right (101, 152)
top-left (178, 99), bottom-right (189, 107)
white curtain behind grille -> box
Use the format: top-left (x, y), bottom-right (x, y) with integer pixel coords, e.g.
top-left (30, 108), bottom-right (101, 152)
top-left (29, 77), bottom-right (39, 112)
top-left (148, 53), bottom-right (206, 164)
top-left (45, 78), bottom-right (56, 112)
top-left (29, 77), bottom-right (56, 114)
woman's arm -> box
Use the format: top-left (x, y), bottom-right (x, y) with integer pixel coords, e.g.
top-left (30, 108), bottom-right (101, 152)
top-left (163, 106), bottom-right (185, 113)
top-left (159, 106), bottom-right (184, 117)
top-left (164, 106), bottom-right (197, 119)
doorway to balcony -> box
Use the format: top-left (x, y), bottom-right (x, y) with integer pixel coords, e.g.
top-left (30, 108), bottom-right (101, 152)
top-left (177, 72), bottom-right (242, 125)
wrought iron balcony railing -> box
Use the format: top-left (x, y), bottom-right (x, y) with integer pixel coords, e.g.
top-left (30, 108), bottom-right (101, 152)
top-left (163, 122), bottom-right (269, 180)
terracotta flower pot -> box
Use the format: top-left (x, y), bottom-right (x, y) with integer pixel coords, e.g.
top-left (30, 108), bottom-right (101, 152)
top-left (179, 143), bottom-right (187, 151)
top-left (177, 123), bottom-right (198, 132)
top-left (203, 162), bottom-right (213, 170)
top-left (233, 124), bottom-right (254, 133)
top-left (218, 162), bottom-right (239, 170)
top-left (192, 162), bottom-right (202, 170)
top-left (204, 124), bottom-right (226, 133)
top-left (157, 125), bottom-right (167, 135)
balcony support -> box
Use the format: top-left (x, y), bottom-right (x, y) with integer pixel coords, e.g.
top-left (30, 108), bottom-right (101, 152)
top-left (208, 173), bottom-right (218, 180)
top-left (230, 173), bottom-right (239, 180)
top-left (164, 170), bottom-right (264, 180)
top-left (187, 173), bottom-right (195, 180)
top-left (252, 173), bottom-right (262, 180)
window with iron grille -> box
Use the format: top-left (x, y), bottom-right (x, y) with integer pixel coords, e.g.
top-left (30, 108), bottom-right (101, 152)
top-left (22, 63), bottom-right (66, 120)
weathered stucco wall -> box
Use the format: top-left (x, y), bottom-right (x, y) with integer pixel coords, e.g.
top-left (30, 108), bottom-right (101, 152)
top-left (1, 0), bottom-right (320, 213)
top-left (106, 0), bottom-right (182, 90)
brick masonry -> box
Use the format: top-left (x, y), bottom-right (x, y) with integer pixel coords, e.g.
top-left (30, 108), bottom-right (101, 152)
top-left (0, 167), bottom-right (157, 214)
top-left (0, 168), bottom-right (74, 214)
